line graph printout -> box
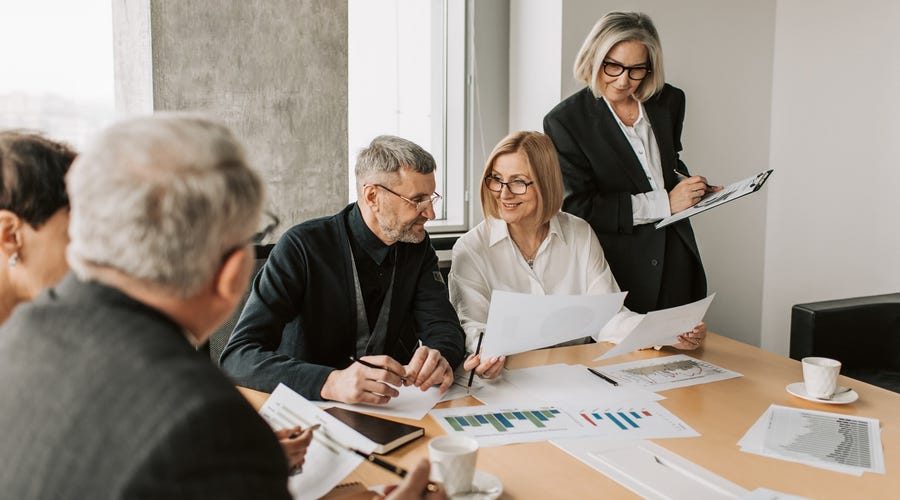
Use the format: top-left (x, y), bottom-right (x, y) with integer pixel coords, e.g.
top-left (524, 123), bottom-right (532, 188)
top-left (738, 405), bottom-right (885, 475)
top-left (597, 354), bottom-right (741, 392)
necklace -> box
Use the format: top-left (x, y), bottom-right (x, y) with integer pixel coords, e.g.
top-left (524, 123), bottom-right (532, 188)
top-left (511, 223), bottom-right (548, 269)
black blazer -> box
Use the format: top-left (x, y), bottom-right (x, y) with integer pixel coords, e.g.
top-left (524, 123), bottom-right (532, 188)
top-left (543, 84), bottom-right (706, 313)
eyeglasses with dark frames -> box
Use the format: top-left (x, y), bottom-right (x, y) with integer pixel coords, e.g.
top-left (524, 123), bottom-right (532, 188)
top-left (601, 61), bottom-right (651, 81)
top-left (484, 176), bottom-right (534, 195)
top-left (370, 184), bottom-right (442, 213)
top-left (221, 210), bottom-right (280, 262)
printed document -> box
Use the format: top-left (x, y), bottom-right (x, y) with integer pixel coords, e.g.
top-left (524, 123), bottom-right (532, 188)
top-left (597, 294), bottom-right (715, 360)
top-left (481, 290), bottom-right (626, 358)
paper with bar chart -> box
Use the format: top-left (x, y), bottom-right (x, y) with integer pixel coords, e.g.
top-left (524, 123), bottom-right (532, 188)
top-left (430, 401), bottom-right (697, 447)
top-left (738, 404), bottom-right (885, 475)
top-left (596, 354), bottom-right (741, 392)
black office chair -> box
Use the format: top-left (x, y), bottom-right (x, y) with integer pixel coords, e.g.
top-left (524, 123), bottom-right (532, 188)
top-left (790, 293), bottom-right (900, 393)
top-left (205, 244), bottom-right (272, 365)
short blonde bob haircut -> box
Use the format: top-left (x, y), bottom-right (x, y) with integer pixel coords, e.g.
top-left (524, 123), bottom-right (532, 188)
top-left (480, 131), bottom-right (562, 226)
top-left (573, 12), bottom-right (666, 102)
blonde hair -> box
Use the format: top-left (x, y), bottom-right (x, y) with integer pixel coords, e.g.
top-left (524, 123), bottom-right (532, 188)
top-left (480, 131), bottom-right (562, 225)
top-left (573, 12), bottom-right (666, 102)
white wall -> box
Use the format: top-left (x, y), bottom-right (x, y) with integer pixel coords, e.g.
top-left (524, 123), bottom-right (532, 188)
top-left (761, 0), bottom-right (900, 354)
top-left (508, 0), bottom-right (561, 132)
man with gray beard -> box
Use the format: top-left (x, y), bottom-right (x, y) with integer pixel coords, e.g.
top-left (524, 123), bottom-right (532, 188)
top-left (221, 135), bottom-right (464, 405)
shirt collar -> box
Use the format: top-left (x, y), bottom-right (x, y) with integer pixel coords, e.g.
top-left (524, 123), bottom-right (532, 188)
top-left (602, 96), bottom-right (647, 129)
top-left (486, 213), bottom-right (566, 247)
top-left (348, 203), bottom-right (393, 265)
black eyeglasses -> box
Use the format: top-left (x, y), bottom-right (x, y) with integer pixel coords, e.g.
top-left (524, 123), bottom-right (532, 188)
top-left (221, 210), bottom-right (280, 262)
top-left (602, 61), bottom-right (651, 81)
top-left (371, 184), bottom-right (442, 213)
top-left (484, 176), bottom-right (534, 195)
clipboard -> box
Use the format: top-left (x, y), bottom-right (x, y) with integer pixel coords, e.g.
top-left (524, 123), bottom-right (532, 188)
top-left (655, 169), bottom-right (773, 229)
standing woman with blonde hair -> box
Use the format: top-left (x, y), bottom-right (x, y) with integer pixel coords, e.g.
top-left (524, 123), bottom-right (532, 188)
top-left (544, 12), bottom-right (721, 315)
top-left (0, 131), bottom-right (75, 323)
top-left (449, 131), bottom-right (705, 380)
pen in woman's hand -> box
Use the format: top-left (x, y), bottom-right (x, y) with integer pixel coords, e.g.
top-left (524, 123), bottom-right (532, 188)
top-left (467, 331), bottom-right (485, 393)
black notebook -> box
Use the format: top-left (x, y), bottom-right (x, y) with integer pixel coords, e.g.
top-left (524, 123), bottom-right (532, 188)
top-left (324, 406), bottom-right (424, 454)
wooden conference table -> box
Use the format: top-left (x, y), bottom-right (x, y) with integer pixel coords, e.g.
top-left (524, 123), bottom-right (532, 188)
top-left (239, 333), bottom-right (900, 499)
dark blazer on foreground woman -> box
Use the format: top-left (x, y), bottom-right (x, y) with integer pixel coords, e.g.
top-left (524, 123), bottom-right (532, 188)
top-left (543, 83), bottom-right (707, 314)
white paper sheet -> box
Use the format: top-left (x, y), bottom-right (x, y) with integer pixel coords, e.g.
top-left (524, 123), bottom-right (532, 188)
top-left (740, 488), bottom-right (811, 500)
top-left (430, 399), bottom-right (696, 447)
top-left (259, 384), bottom-right (376, 500)
top-left (480, 290), bottom-right (626, 359)
top-left (477, 363), bottom-right (663, 411)
top-left (552, 439), bottom-right (748, 500)
top-left (320, 383), bottom-right (443, 420)
top-left (597, 294), bottom-right (715, 361)
top-left (595, 354), bottom-right (741, 392)
top-left (738, 404), bottom-right (885, 476)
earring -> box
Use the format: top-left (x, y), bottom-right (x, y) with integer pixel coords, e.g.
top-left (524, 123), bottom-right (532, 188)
top-left (8, 252), bottom-right (18, 268)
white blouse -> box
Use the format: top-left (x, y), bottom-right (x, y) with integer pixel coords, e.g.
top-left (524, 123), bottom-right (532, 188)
top-left (448, 212), bottom-right (643, 353)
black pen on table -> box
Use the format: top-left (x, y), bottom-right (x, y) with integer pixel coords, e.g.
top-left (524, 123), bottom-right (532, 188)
top-left (350, 448), bottom-right (440, 493)
top-left (466, 330), bottom-right (485, 394)
top-left (587, 367), bottom-right (619, 386)
top-left (349, 355), bottom-right (407, 384)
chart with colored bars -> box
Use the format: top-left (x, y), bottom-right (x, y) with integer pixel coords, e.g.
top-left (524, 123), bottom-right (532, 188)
top-left (444, 408), bottom-right (563, 433)
top-left (430, 402), bottom-right (697, 446)
top-left (578, 409), bottom-right (653, 430)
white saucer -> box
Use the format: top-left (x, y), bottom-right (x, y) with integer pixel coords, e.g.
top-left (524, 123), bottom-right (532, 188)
top-left (452, 471), bottom-right (503, 500)
top-left (786, 382), bottom-right (858, 404)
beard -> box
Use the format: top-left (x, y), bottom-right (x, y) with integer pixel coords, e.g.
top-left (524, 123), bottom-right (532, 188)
top-left (380, 215), bottom-right (427, 244)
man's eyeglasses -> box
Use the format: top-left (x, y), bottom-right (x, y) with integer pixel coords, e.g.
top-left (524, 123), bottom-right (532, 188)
top-left (221, 210), bottom-right (280, 262)
top-left (484, 176), bottom-right (534, 195)
top-left (372, 184), bottom-right (441, 213)
top-left (251, 210), bottom-right (280, 244)
top-left (602, 61), bottom-right (651, 81)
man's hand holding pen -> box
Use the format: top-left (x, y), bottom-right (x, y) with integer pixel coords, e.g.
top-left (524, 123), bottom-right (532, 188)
top-left (670, 170), bottom-right (722, 214)
top-left (320, 355), bottom-right (407, 404)
top-left (275, 424), bottom-right (318, 475)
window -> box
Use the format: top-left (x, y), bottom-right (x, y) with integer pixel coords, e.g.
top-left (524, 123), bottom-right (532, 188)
top-left (348, 0), bottom-right (466, 231)
top-left (0, 1), bottom-right (115, 149)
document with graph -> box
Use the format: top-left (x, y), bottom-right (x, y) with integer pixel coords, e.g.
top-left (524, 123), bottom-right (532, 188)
top-left (430, 401), bottom-right (697, 447)
top-left (594, 354), bottom-right (742, 392)
top-left (655, 169), bottom-right (773, 229)
top-left (738, 404), bottom-right (885, 476)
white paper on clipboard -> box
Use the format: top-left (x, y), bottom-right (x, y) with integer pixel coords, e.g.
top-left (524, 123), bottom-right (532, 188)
top-left (656, 170), bottom-right (773, 229)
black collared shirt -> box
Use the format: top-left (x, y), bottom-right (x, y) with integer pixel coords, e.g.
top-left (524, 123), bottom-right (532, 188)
top-left (346, 204), bottom-right (396, 333)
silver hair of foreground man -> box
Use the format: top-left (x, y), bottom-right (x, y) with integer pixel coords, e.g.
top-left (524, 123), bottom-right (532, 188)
top-left (66, 114), bottom-right (264, 297)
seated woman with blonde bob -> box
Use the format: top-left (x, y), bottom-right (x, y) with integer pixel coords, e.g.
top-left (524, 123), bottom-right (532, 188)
top-left (448, 131), bottom-right (705, 379)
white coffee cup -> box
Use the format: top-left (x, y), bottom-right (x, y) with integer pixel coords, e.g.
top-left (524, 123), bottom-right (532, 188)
top-left (802, 357), bottom-right (841, 398)
top-left (428, 435), bottom-right (478, 496)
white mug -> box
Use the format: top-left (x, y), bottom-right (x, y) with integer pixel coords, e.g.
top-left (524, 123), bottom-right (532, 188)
top-left (428, 435), bottom-right (478, 496)
top-left (802, 357), bottom-right (841, 398)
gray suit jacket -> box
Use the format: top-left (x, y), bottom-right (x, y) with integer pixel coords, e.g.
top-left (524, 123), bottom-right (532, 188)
top-left (0, 274), bottom-right (291, 500)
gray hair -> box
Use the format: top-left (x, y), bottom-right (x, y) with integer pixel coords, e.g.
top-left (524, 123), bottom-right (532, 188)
top-left (66, 114), bottom-right (264, 297)
top-left (573, 12), bottom-right (666, 102)
top-left (354, 135), bottom-right (436, 191)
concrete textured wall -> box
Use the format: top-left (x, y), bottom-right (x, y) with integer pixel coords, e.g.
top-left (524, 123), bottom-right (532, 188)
top-left (115, 0), bottom-right (348, 233)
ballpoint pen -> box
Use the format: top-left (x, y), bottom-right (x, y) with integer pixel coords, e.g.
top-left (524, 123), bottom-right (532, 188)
top-left (466, 331), bottom-right (485, 394)
top-left (587, 367), bottom-right (619, 386)
top-left (350, 448), bottom-right (440, 492)
top-left (349, 355), bottom-right (407, 384)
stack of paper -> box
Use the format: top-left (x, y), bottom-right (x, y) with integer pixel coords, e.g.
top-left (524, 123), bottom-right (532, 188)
top-left (738, 404), bottom-right (885, 475)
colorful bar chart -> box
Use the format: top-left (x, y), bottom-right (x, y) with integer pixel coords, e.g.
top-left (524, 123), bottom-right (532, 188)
top-left (444, 409), bottom-right (561, 432)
